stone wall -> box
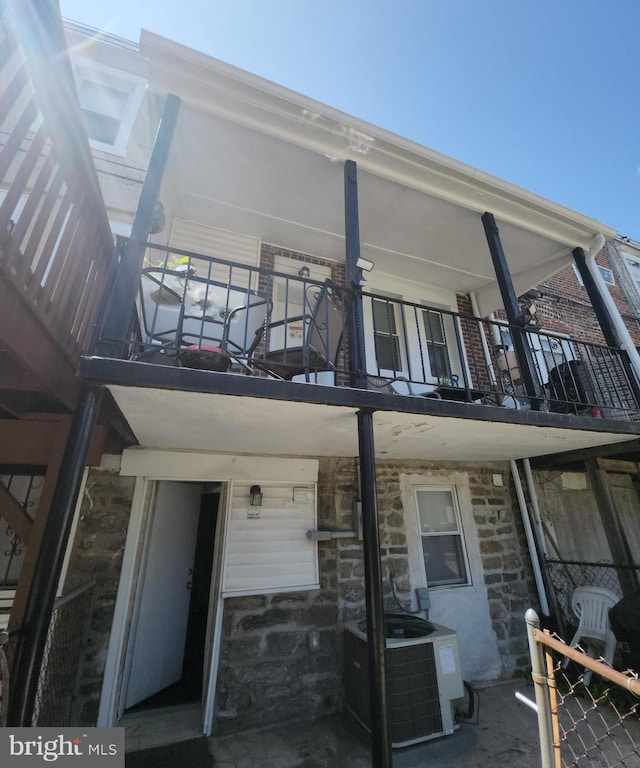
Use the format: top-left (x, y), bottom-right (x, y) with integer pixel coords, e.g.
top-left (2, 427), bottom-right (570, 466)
top-left (215, 457), bottom-right (539, 734)
top-left (332, 458), bottom-right (537, 676)
top-left (63, 458), bottom-right (135, 725)
top-left (470, 467), bottom-right (536, 671)
top-left (64, 454), bottom-right (537, 731)
top-left (214, 456), bottom-right (342, 734)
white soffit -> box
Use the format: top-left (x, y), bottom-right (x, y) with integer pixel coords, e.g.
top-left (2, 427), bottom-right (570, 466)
top-left (108, 385), bottom-right (638, 463)
top-left (144, 30), bottom-right (616, 314)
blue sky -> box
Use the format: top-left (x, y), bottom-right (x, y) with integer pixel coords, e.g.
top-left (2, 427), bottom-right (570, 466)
top-left (59, 0), bottom-right (640, 239)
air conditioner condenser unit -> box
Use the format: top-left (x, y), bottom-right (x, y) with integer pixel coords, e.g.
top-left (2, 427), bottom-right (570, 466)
top-left (344, 621), bottom-right (464, 748)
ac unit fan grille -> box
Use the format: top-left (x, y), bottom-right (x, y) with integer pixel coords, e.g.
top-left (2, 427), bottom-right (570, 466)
top-left (344, 630), bottom-right (443, 746)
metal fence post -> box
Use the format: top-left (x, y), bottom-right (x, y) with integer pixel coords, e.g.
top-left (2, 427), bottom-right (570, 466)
top-left (525, 608), bottom-right (554, 768)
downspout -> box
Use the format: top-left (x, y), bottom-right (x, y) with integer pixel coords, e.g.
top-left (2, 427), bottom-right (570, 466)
top-left (584, 234), bottom-right (640, 386)
top-left (521, 460), bottom-right (548, 558)
top-left (470, 292), bottom-right (498, 386)
top-left (510, 461), bottom-right (550, 616)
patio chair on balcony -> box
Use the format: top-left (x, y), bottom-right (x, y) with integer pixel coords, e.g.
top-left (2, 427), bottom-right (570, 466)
top-left (223, 292), bottom-right (271, 360)
top-left (251, 280), bottom-right (343, 380)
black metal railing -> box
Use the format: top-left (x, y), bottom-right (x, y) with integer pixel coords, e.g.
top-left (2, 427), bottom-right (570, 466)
top-left (93, 239), bottom-right (640, 419)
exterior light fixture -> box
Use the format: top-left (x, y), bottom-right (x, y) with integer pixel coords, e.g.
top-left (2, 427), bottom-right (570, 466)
top-left (298, 265), bottom-right (311, 279)
top-left (250, 485), bottom-right (263, 506)
top-left (356, 257), bottom-right (374, 272)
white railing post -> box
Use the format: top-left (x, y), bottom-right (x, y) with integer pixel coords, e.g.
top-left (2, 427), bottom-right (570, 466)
top-left (525, 608), bottom-right (555, 768)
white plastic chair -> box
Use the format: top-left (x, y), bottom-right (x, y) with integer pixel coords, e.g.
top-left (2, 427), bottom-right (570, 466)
top-left (566, 586), bottom-right (619, 686)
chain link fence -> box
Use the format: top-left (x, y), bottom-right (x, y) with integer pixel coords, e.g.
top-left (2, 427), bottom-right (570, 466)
top-left (32, 580), bottom-right (96, 726)
top-left (526, 609), bottom-right (640, 767)
top-left (545, 560), bottom-right (640, 634)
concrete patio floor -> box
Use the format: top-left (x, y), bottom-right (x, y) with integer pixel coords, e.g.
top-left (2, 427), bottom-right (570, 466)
top-left (122, 680), bottom-right (543, 767)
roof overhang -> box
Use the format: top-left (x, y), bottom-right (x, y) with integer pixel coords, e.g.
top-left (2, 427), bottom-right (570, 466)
top-left (140, 31), bottom-right (616, 316)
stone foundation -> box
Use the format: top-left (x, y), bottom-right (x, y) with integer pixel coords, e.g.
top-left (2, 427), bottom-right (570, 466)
top-left (63, 460), bottom-right (135, 725)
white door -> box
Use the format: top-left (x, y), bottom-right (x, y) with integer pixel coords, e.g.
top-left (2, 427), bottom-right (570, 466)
top-left (124, 481), bottom-right (202, 708)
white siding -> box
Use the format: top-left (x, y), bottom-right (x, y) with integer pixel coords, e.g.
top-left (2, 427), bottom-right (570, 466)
top-left (221, 482), bottom-right (318, 596)
top-left (169, 219), bottom-right (260, 289)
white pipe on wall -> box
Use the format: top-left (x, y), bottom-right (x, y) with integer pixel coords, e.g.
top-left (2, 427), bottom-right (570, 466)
top-left (470, 292), bottom-right (498, 386)
top-left (522, 459), bottom-right (548, 559)
top-left (510, 460), bottom-right (550, 616)
top-left (585, 233), bottom-right (640, 387)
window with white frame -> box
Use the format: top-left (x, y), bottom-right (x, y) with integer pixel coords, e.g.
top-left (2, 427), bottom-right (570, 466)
top-left (415, 486), bottom-right (470, 587)
top-left (372, 297), bottom-right (403, 373)
top-left (422, 308), bottom-right (451, 380)
top-left (572, 262), bottom-right (615, 287)
top-left (72, 57), bottom-right (146, 156)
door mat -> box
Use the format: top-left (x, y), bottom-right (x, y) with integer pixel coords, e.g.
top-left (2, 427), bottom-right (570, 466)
top-left (125, 737), bottom-right (213, 767)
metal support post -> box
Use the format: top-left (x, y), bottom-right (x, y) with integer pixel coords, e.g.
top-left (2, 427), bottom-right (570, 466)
top-left (357, 409), bottom-right (392, 768)
top-left (345, 160), bottom-right (367, 389)
top-left (8, 384), bottom-right (103, 726)
top-left (482, 212), bottom-right (544, 408)
top-left (573, 246), bottom-right (640, 405)
top-left (98, 93), bottom-right (181, 357)
top-left (525, 609), bottom-right (554, 768)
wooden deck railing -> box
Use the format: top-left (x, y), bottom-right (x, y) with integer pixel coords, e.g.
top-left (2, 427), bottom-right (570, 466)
top-left (0, 2), bottom-right (114, 376)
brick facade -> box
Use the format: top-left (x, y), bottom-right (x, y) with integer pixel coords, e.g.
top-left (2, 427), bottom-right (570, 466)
top-left (517, 250), bottom-right (640, 348)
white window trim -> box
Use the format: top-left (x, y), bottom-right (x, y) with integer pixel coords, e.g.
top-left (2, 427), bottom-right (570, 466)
top-left (72, 56), bottom-right (146, 157)
top-left (413, 484), bottom-right (472, 589)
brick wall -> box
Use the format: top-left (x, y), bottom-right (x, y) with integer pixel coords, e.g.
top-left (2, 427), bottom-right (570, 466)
top-left (520, 250), bottom-right (640, 348)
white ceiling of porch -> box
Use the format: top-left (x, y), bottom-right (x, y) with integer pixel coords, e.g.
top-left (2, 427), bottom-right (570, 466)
top-left (108, 385), bottom-right (638, 462)
top-left (162, 107), bottom-right (597, 315)
top-left (146, 31), bottom-right (615, 317)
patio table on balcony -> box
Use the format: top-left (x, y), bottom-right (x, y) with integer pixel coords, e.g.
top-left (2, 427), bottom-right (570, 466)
top-left (142, 268), bottom-right (262, 340)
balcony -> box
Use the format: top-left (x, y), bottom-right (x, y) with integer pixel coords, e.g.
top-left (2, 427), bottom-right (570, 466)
top-left (0, 2), bottom-right (114, 416)
top-left (79, 241), bottom-right (640, 462)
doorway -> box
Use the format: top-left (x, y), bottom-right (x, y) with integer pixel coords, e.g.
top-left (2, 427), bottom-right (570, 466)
top-left (122, 481), bottom-right (221, 714)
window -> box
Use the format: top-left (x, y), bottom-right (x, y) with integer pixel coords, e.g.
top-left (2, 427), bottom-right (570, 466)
top-left (422, 309), bottom-right (451, 380)
top-left (572, 263), bottom-right (615, 287)
top-left (72, 58), bottom-right (146, 156)
top-left (373, 298), bottom-right (402, 372)
top-left (415, 487), bottom-right (470, 587)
